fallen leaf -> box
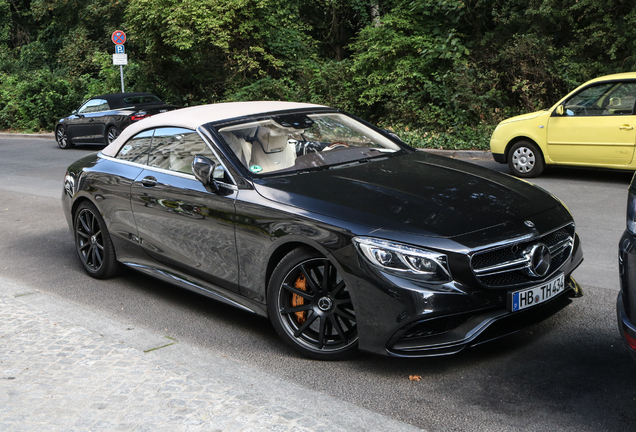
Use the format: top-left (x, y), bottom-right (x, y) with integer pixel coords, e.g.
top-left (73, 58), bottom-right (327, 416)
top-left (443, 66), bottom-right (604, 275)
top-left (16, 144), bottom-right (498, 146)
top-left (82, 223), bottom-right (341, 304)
top-left (409, 375), bottom-right (422, 381)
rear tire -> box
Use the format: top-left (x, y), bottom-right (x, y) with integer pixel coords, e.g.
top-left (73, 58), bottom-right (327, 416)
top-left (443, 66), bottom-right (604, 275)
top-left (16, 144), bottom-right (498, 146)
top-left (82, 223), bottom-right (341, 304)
top-left (267, 248), bottom-right (358, 360)
top-left (74, 201), bottom-right (119, 279)
top-left (508, 140), bottom-right (545, 178)
top-left (106, 126), bottom-right (120, 144)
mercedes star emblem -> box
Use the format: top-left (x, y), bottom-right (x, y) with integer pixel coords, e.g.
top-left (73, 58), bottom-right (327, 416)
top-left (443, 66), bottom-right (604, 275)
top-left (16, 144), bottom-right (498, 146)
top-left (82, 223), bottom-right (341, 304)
top-left (525, 243), bottom-right (551, 277)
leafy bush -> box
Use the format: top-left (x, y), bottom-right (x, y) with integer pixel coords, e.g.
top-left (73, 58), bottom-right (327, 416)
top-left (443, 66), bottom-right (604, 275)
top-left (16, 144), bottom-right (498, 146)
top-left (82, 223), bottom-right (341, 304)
top-left (2, 0), bottom-right (636, 148)
top-left (0, 70), bottom-right (84, 131)
top-left (387, 124), bottom-right (495, 151)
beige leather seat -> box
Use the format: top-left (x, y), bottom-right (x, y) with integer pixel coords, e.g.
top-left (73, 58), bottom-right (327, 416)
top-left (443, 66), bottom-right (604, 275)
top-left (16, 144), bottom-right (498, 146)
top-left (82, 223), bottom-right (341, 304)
top-left (249, 127), bottom-right (296, 172)
top-left (221, 132), bottom-right (252, 168)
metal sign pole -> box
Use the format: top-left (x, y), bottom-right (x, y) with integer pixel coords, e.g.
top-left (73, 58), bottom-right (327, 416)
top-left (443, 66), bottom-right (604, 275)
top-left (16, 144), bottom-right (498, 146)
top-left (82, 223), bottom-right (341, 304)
top-left (112, 31), bottom-right (127, 93)
top-left (120, 65), bottom-right (125, 93)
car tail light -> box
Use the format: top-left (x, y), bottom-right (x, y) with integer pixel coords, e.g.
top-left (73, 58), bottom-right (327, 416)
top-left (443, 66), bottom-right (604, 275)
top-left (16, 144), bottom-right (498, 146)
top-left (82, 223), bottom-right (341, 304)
top-left (625, 327), bottom-right (636, 350)
top-left (130, 113), bottom-right (151, 121)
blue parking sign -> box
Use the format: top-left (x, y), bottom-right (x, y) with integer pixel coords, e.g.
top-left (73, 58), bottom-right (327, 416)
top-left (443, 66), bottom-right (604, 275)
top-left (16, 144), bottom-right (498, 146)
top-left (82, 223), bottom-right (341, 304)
top-left (116, 45), bottom-right (125, 54)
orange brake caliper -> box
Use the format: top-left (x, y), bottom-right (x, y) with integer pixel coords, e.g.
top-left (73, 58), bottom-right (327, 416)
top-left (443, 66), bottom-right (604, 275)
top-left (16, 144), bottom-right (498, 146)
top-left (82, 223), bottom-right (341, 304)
top-left (292, 274), bottom-right (307, 324)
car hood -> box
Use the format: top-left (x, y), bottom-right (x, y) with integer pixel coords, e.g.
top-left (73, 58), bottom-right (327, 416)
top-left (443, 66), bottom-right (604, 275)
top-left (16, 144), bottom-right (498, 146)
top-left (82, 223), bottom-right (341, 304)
top-left (499, 110), bottom-right (546, 125)
top-left (252, 151), bottom-right (560, 238)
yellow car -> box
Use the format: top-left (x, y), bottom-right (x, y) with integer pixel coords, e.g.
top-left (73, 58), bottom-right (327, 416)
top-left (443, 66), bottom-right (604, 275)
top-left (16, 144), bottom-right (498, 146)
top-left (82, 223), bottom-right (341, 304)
top-left (490, 72), bottom-right (636, 177)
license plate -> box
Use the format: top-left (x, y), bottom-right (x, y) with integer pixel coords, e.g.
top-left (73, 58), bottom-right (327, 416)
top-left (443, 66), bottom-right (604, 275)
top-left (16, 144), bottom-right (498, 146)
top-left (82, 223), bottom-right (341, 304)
top-left (509, 274), bottom-right (565, 312)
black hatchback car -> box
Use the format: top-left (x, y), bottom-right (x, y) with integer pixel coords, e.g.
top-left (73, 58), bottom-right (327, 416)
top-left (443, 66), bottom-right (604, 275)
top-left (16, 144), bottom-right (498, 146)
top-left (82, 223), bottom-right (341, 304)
top-left (55, 92), bottom-right (177, 149)
top-left (62, 101), bottom-right (584, 360)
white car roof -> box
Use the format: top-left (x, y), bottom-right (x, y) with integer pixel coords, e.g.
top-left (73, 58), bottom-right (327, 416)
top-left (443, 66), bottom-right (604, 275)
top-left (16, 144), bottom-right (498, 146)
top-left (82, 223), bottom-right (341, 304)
top-left (101, 101), bottom-right (326, 157)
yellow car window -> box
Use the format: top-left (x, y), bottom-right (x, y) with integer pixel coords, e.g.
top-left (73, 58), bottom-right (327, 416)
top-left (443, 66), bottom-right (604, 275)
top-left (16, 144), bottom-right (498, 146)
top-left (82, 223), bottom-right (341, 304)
top-left (565, 82), bottom-right (636, 116)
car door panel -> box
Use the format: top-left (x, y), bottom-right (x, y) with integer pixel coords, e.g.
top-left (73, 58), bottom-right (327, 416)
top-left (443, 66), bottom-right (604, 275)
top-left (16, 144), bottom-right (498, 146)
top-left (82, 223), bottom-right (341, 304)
top-left (84, 113), bottom-right (107, 142)
top-left (547, 81), bottom-right (636, 166)
top-left (130, 169), bottom-right (240, 292)
top-left (547, 115), bottom-right (636, 165)
top-left (69, 114), bottom-right (93, 141)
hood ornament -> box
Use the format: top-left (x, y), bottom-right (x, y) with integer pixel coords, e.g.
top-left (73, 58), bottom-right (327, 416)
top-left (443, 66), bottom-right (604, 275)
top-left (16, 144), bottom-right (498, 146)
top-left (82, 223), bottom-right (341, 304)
top-left (524, 220), bottom-right (535, 228)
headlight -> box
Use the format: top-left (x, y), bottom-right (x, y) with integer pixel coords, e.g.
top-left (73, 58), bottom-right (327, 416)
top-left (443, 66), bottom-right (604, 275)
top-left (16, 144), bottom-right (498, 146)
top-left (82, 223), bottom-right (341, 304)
top-left (627, 190), bottom-right (636, 234)
top-left (353, 237), bottom-right (452, 283)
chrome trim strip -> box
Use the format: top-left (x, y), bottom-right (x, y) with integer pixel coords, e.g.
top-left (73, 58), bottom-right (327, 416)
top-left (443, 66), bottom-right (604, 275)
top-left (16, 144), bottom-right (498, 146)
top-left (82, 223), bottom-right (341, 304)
top-left (549, 238), bottom-right (573, 256)
top-left (473, 257), bottom-right (530, 276)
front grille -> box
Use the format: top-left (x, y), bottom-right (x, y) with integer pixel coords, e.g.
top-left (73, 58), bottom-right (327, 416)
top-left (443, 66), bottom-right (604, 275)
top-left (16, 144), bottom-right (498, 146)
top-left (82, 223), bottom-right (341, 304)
top-left (471, 224), bottom-right (575, 288)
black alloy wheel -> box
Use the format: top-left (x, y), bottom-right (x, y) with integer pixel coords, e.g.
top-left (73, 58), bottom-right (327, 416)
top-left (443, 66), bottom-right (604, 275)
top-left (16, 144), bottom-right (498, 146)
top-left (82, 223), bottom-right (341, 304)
top-left (508, 140), bottom-right (545, 178)
top-left (268, 248), bottom-right (358, 360)
top-left (56, 125), bottom-right (73, 149)
top-left (106, 126), bottom-right (120, 144)
top-left (74, 202), bottom-right (118, 279)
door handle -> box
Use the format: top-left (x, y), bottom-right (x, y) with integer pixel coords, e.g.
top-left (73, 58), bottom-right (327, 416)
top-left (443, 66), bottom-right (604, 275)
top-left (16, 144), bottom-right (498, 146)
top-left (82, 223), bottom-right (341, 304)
top-left (619, 125), bottom-right (634, 130)
top-left (141, 176), bottom-right (157, 187)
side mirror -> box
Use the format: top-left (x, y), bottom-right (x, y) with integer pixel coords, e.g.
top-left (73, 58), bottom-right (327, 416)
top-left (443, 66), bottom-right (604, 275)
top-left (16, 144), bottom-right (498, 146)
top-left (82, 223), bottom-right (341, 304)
top-left (192, 155), bottom-right (219, 192)
top-left (556, 105), bottom-right (564, 116)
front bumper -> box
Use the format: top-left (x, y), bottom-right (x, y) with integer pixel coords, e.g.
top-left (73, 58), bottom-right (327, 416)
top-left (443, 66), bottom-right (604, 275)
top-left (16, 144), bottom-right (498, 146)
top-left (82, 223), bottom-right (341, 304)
top-left (387, 276), bottom-right (581, 357)
top-left (617, 230), bottom-right (636, 362)
top-left (344, 227), bottom-right (584, 357)
top-left (492, 152), bottom-right (506, 164)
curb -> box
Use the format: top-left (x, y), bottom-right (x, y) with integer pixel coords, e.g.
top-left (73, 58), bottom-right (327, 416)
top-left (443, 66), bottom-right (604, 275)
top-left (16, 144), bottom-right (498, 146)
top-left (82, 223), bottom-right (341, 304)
top-left (0, 132), bottom-right (55, 140)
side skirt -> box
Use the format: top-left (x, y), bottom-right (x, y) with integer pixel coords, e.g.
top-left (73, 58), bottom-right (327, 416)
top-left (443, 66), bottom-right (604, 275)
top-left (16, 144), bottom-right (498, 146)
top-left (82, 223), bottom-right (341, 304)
top-left (122, 262), bottom-right (268, 317)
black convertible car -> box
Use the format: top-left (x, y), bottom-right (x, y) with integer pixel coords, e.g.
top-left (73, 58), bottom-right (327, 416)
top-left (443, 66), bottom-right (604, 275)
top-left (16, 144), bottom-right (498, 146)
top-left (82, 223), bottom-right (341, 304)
top-left (55, 92), bottom-right (177, 149)
top-left (62, 101), bottom-right (584, 360)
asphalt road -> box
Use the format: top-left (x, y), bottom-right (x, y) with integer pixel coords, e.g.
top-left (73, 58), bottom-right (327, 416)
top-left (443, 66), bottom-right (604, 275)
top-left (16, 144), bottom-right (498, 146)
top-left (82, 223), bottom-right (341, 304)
top-left (1, 137), bottom-right (635, 431)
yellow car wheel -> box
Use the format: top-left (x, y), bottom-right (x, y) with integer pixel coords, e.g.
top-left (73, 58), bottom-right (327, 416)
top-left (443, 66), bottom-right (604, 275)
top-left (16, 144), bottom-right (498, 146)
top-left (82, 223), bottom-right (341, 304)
top-left (508, 141), bottom-right (545, 178)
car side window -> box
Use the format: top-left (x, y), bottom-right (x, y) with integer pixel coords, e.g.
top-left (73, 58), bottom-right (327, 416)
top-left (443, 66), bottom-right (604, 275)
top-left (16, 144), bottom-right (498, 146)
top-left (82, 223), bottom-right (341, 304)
top-left (564, 82), bottom-right (636, 116)
top-left (148, 127), bottom-right (228, 180)
top-left (115, 129), bottom-right (154, 164)
top-left (78, 99), bottom-right (109, 114)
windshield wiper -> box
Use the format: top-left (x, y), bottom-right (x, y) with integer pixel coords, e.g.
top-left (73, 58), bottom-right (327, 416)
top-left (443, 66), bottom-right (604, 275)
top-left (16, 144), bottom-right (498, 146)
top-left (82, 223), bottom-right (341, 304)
top-left (328, 156), bottom-right (389, 170)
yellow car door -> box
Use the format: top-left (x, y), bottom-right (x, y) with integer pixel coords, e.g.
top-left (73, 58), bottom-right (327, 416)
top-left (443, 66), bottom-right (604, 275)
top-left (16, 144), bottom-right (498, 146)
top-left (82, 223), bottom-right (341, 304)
top-left (547, 81), bottom-right (636, 166)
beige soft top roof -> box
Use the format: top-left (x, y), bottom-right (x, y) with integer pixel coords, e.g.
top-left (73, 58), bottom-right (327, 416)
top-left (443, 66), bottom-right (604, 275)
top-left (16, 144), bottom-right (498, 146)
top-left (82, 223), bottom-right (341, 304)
top-left (101, 101), bottom-right (326, 157)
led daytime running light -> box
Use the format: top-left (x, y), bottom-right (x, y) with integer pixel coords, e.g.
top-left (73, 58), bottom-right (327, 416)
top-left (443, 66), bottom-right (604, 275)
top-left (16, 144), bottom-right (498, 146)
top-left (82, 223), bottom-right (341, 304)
top-left (353, 237), bottom-right (451, 283)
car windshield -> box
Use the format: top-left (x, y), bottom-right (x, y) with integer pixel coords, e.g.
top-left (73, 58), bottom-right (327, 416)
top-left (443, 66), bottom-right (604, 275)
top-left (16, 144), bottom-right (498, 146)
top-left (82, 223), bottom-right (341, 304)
top-left (217, 112), bottom-right (403, 175)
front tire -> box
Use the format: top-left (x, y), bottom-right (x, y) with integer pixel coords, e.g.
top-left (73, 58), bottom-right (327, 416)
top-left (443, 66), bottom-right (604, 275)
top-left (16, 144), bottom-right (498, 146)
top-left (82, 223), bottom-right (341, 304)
top-left (508, 140), bottom-right (545, 178)
top-left (74, 202), bottom-right (119, 279)
top-left (56, 125), bottom-right (73, 149)
top-left (267, 248), bottom-right (358, 360)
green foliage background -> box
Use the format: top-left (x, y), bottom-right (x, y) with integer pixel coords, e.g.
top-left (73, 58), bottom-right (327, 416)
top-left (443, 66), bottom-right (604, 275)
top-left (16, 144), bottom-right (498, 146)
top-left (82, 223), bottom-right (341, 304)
top-left (1, 0), bottom-right (635, 149)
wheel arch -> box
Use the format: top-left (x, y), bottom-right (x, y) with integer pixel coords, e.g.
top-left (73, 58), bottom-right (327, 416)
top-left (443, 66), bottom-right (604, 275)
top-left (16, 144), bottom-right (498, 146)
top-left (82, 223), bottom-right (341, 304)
top-left (70, 196), bottom-right (101, 223)
top-left (504, 136), bottom-right (544, 163)
top-left (264, 241), bottom-right (325, 297)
